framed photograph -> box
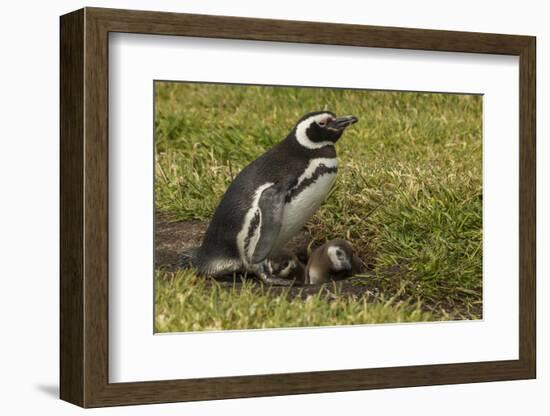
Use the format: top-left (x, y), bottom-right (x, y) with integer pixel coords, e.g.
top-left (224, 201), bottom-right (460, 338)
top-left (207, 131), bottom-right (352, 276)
top-left (60, 7), bottom-right (536, 408)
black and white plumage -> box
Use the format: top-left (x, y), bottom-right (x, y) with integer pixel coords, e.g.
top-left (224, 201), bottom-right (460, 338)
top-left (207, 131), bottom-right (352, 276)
top-left (266, 249), bottom-right (306, 285)
top-left (181, 111), bottom-right (358, 284)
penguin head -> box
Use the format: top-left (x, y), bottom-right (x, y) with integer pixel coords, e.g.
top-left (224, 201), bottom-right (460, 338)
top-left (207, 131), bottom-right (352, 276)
top-left (326, 239), bottom-right (355, 273)
top-left (268, 256), bottom-right (295, 278)
top-left (294, 111), bottom-right (358, 149)
top-left (267, 249), bottom-right (306, 284)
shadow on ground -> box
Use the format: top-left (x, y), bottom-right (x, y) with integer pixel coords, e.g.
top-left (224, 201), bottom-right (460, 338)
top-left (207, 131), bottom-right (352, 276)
top-left (35, 384), bottom-right (58, 399)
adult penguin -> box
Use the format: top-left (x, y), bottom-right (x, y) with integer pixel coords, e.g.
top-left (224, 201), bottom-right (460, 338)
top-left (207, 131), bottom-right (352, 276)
top-left (181, 111), bottom-right (358, 284)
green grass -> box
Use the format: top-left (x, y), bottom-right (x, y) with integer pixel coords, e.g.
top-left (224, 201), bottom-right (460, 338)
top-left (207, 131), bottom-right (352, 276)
top-left (155, 270), bottom-right (434, 332)
top-left (154, 82), bottom-right (482, 331)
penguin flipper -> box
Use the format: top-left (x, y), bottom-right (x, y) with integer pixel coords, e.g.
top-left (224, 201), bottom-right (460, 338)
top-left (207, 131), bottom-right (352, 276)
top-left (251, 184), bottom-right (287, 264)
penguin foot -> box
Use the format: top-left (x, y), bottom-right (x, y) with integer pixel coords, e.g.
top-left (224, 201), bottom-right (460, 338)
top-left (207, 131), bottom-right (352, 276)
top-left (257, 274), bottom-right (294, 286)
top-left (251, 262), bottom-right (293, 286)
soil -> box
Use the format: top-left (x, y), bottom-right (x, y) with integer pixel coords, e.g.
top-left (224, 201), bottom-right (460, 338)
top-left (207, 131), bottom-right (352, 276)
top-left (155, 215), bottom-right (382, 301)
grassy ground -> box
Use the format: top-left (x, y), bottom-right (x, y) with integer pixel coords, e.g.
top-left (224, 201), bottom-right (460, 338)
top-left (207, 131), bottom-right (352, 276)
top-left (154, 82), bottom-right (482, 332)
top-left (155, 270), bottom-right (433, 332)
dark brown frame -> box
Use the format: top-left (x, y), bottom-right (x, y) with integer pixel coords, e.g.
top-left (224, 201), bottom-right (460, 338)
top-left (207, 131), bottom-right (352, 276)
top-left (60, 7), bottom-right (536, 408)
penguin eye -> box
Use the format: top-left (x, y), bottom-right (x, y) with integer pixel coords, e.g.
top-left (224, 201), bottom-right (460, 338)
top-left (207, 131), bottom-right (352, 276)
top-left (318, 120), bottom-right (327, 127)
top-left (336, 250), bottom-right (344, 258)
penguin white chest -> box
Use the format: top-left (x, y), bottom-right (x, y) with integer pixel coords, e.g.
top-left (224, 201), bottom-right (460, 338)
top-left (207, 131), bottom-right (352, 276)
top-left (284, 173), bottom-right (336, 225)
top-left (275, 158), bottom-right (338, 249)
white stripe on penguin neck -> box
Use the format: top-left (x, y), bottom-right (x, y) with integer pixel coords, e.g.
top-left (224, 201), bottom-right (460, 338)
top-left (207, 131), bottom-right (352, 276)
top-left (294, 157), bottom-right (338, 189)
top-left (295, 113), bottom-right (336, 149)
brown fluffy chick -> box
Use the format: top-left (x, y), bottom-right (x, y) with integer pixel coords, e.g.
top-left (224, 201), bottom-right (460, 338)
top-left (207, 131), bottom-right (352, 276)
top-left (305, 239), bottom-right (362, 285)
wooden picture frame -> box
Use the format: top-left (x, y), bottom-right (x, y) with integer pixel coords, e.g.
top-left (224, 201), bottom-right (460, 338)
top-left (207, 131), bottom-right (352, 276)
top-left (60, 7), bottom-right (536, 408)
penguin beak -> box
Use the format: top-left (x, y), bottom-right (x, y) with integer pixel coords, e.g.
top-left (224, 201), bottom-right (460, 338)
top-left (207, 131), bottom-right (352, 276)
top-left (342, 259), bottom-right (352, 272)
top-left (327, 115), bottom-right (358, 130)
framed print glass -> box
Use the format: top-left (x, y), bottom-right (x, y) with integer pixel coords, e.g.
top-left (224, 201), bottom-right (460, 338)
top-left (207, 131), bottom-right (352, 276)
top-left (60, 7), bottom-right (536, 407)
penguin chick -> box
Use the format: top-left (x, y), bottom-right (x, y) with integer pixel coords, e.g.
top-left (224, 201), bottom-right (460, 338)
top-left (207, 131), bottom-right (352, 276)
top-left (266, 249), bottom-right (306, 285)
top-left (305, 239), bottom-right (362, 285)
top-left (180, 111), bottom-right (358, 285)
